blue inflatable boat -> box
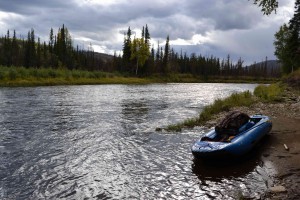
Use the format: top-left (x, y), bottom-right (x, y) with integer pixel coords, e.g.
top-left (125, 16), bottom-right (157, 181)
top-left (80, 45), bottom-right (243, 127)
top-left (191, 115), bottom-right (272, 159)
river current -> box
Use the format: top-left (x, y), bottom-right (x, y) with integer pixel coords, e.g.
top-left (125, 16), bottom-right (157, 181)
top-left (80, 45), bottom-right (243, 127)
top-left (0, 83), bottom-right (276, 199)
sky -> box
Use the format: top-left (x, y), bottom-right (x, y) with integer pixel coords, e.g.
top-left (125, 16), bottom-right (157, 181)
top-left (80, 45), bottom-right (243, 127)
top-left (0, 0), bottom-right (295, 65)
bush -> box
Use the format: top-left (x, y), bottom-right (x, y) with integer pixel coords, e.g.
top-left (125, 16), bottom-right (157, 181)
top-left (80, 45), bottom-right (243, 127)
top-left (8, 69), bottom-right (17, 80)
top-left (254, 84), bottom-right (284, 102)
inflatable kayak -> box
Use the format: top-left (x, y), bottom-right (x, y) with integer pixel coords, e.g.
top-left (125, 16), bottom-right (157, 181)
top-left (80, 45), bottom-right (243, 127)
top-left (191, 114), bottom-right (272, 159)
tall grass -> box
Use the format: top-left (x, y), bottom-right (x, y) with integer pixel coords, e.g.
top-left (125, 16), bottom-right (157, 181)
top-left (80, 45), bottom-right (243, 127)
top-left (0, 66), bottom-right (110, 80)
top-left (165, 91), bottom-right (255, 131)
top-left (164, 83), bottom-right (286, 132)
top-left (0, 66), bottom-right (154, 86)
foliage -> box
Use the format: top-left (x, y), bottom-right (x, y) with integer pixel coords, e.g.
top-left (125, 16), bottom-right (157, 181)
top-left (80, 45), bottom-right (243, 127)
top-left (274, 24), bottom-right (292, 73)
top-left (283, 68), bottom-right (300, 88)
top-left (0, 24), bottom-right (282, 79)
top-left (274, 0), bottom-right (300, 74)
top-left (252, 0), bottom-right (278, 15)
top-left (130, 37), bottom-right (150, 75)
top-left (254, 83), bottom-right (284, 102)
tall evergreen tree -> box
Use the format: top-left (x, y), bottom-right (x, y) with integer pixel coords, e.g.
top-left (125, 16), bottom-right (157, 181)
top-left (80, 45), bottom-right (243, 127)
top-left (145, 24), bottom-right (150, 47)
top-left (122, 27), bottom-right (132, 72)
top-left (37, 37), bottom-right (41, 68)
top-left (163, 35), bottom-right (170, 74)
top-left (4, 30), bottom-right (12, 66)
top-left (11, 30), bottom-right (19, 66)
top-left (141, 26), bottom-right (145, 38)
top-left (24, 29), bottom-right (36, 67)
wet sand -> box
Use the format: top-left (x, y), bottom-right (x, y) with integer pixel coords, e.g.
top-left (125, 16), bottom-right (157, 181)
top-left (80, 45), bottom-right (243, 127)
top-left (261, 115), bottom-right (300, 199)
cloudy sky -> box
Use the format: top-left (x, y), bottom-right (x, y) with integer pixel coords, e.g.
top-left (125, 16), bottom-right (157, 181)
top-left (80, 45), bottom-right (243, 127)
top-left (0, 0), bottom-right (295, 65)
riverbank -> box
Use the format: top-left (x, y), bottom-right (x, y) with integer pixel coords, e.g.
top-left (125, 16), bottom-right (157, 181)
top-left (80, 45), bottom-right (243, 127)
top-left (203, 87), bottom-right (300, 199)
top-left (0, 66), bottom-right (279, 87)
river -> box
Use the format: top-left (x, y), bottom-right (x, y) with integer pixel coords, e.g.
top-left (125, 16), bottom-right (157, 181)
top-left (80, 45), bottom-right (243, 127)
top-left (0, 83), bottom-right (276, 199)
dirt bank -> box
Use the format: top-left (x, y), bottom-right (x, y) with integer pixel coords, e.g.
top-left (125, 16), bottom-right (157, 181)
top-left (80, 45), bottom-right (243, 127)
top-left (205, 88), bottom-right (300, 199)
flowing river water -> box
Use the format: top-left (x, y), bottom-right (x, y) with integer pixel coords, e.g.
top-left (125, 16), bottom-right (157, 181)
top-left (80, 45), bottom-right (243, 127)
top-left (0, 83), bottom-right (277, 199)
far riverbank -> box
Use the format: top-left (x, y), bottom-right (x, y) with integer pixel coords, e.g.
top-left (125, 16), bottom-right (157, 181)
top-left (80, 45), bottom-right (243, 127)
top-left (0, 66), bottom-right (278, 87)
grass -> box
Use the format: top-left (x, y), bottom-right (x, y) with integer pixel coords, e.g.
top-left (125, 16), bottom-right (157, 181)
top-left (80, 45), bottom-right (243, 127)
top-left (163, 83), bottom-right (286, 132)
top-left (165, 91), bottom-right (255, 132)
top-left (0, 66), bottom-right (153, 86)
top-left (0, 66), bottom-right (280, 87)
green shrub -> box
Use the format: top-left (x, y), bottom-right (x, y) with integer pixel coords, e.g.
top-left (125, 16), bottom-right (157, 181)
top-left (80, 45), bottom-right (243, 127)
top-left (254, 84), bottom-right (284, 102)
top-left (8, 69), bottom-right (17, 80)
top-left (0, 69), bottom-right (5, 80)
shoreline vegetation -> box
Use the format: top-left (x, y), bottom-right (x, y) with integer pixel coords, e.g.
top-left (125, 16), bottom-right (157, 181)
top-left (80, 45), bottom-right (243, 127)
top-left (0, 66), bottom-right (280, 87)
top-left (160, 69), bottom-right (300, 132)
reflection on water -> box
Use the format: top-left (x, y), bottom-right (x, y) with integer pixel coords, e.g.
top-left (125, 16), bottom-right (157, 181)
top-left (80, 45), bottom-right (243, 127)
top-left (0, 83), bottom-right (276, 199)
top-left (121, 99), bottom-right (149, 133)
top-left (192, 135), bottom-right (277, 199)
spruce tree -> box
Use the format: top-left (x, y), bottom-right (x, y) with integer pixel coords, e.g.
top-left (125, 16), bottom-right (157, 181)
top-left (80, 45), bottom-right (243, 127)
top-left (163, 35), bottom-right (170, 74)
top-left (145, 24), bottom-right (150, 47)
top-left (37, 37), bottom-right (41, 68)
top-left (122, 27), bottom-right (132, 72)
top-left (12, 30), bottom-right (19, 66)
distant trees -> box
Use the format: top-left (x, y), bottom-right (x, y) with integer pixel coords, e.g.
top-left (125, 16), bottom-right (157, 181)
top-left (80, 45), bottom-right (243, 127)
top-left (0, 24), bottom-right (281, 78)
top-left (117, 24), bottom-right (280, 77)
top-left (0, 24), bottom-right (106, 71)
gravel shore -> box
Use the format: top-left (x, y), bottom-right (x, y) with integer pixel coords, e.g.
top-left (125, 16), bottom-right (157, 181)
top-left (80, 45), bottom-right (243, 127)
top-left (204, 87), bottom-right (300, 199)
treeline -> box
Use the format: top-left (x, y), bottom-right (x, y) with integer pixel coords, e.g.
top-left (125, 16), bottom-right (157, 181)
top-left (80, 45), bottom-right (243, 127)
top-left (0, 24), bottom-right (281, 78)
top-left (114, 26), bottom-right (280, 77)
top-left (0, 25), bottom-right (106, 71)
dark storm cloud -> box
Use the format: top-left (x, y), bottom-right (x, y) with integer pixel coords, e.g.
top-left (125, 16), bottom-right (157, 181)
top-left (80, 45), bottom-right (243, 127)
top-left (0, 0), bottom-right (294, 62)
top-left (182, 0), bottom-right (262, 31)
top-left (0, 0), bottom-right (72, 15)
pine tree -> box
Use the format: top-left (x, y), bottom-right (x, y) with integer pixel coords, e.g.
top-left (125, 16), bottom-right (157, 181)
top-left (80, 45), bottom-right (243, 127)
top-left (141, 26), bottom-right (145, 38)
top-left (24, 29), bottom-right (36, 67)
top-left (163, 35), bottom-right (170, 74)
top-left (122, 27), bottom-right (132, 72)
top-left (49, 28), bottom-right (54, 67)
top-left (12, 30), bottom-right (19, 66)
top-left (145, 24), bottom-right (150, 47)
top-left (37, 37), bottom-right (41, 68)
top-left (4, 30), bottom-right (12, 66)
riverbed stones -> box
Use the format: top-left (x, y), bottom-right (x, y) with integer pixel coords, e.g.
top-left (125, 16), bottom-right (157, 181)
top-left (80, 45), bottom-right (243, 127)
top-left (269, 185), bottom-right (287, 193)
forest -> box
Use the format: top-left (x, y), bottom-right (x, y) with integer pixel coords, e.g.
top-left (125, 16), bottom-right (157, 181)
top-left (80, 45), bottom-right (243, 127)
top-left (0, 23), bottom-right (282, 80)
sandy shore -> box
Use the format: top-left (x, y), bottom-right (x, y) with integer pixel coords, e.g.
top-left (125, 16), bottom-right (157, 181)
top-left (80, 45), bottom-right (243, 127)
top-left (205, 88), bottom-right (300, 199)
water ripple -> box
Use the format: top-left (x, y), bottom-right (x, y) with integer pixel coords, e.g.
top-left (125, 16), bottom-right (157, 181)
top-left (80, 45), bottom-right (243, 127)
top-left (0, 83), bottom-right (275, 199)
